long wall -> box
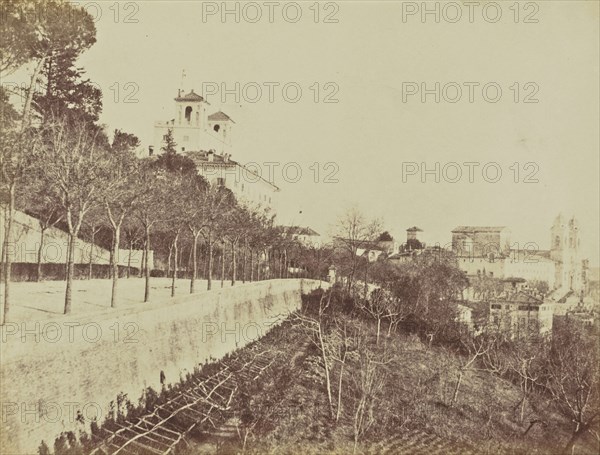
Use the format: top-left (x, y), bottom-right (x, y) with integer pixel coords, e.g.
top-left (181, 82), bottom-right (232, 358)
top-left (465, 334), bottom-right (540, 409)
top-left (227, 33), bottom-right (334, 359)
top-left (0, 209), bottom-right (151, 268)
top-left (0, 279), bottom-right (324, 454)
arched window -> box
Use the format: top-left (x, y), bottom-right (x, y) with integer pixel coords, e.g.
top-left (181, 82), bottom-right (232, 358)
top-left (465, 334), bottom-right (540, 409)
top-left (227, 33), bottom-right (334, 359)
top-left (185, 106), bottom-right (193, 122)
top-left (554, 235), bottom-right (560, 248)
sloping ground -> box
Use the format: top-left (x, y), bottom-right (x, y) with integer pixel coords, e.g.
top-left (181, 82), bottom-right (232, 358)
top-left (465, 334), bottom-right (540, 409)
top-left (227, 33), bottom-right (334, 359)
top-left (366, 430), bottom-right (478, 455)
top-left (48, 315), bottom-right (596, 455)
top-left (228, 321), bottom-right (596, 455)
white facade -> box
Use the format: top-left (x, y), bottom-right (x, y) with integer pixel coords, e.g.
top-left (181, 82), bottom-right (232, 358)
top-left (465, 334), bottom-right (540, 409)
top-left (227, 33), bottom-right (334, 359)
top-left (153, 90), bottom-right (233, 156)
top-left (153, 90), bottom-right (279, 212)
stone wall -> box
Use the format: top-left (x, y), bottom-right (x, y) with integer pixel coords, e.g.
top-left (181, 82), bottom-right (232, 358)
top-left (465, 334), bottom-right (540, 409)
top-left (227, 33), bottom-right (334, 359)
top-left (0, 279), bottom-right (324, 454)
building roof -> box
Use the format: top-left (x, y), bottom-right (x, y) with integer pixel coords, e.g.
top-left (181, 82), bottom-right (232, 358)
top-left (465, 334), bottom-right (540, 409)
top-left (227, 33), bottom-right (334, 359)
top-left (282, 226), bottom-right (320, 237)
top-left (186, 150), bottom-right (235, 166)
top-left (208, 111), bottom-right (235, 123)
top-left (407, 226), bottom-right (423, 232)
top-left (175, 89), bottom-right (205, 102)
top-left (495, 291), bottom-right (544, 304)
top-left (184, 150), bottom-right (280, 191)
top-left (452, 226), bottom-right (508, 233)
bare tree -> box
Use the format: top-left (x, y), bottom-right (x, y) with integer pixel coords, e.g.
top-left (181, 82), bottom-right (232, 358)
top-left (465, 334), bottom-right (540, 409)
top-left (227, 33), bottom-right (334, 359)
top-left (506, 334), bottom-right (547, 423)
top-left (291, 291), bottom-right (336, 419)
top-left (331, 207), bottom-right (381, 292)
top-left (357, 288), bottom-right (387, 345)
top-left (199, 185), bottom-right (233, 291)
top-left (102, 137), bottom-right (140, 307)
top-left (546, 320), bottom-right (599, 454)
top-left (36, 117), bottom-right (106, 314)
top-left (450, 333), bottom-right (492, 406)
top-left (350, 335), bottom-right (390, 454)
top-left (133, 162), bottom-right (170, 302)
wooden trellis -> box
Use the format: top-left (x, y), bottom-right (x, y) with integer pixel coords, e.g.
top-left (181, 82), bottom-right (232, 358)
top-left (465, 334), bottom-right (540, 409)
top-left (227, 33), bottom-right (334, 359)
top-left (89, 347), bottom-right (278, 455)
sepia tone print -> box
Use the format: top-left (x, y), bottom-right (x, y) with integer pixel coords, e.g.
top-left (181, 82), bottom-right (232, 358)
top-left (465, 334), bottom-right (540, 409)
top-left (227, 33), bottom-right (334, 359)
top-left (1, 1), bottom-right (599, 454)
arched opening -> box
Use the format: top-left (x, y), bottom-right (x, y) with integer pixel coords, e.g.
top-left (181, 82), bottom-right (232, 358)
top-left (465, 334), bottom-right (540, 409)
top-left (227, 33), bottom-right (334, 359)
top-left (185, 106), bottom-right (193, 122)
top-left (213, 124), bottom-right (220, 132)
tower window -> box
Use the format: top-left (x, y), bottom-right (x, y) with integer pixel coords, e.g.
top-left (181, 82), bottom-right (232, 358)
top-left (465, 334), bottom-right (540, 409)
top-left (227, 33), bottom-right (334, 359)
top-left (214, 124), bottom-right (220, 132)
top-left (185, 106), bottom-right (193, 122)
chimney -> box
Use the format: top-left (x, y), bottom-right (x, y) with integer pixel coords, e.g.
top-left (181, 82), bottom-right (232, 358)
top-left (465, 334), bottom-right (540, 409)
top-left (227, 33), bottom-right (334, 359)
top-left (207, 150), bottom-right (214, 162)
top-left (223, 153), bottom-right (229, 163)
top-left (177, 89), bottom-right (181, 97)
top-left (148, 145), bottom-right (154, 156)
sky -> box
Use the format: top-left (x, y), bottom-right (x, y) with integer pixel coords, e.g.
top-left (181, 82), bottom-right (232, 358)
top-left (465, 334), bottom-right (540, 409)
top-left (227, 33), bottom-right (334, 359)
top-left (10, 1), bottom-right (600, 264)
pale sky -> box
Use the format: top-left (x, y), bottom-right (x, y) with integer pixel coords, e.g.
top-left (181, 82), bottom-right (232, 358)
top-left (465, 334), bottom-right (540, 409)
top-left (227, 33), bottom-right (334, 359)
top-left (16, 1), bottom-right (600, 263)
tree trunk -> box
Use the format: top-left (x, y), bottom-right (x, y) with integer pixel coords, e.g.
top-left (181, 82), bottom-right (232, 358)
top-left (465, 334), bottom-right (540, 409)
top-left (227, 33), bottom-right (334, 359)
top-left (36, 227), bottom-right (46, 282)
top-left (279, 249), bottom-right (283, 278)
top-left (376, 318), bottom-right (381, 345)
top-left (167, 244), bottom-right (173, 278)
top-left (336, 361), bottom-right (345, 422)
top-left (88, 229), bottom-right (95, 280)
top-left (22, 57), bottom-right (46, 129)
top-left (190, 234), bottom-right (198, 294)
top-left (563, 423), bottom-right (585, 455)
top-left (2, 186), bottom-right (15, 324)
top-left (207, 235), bottom-right (213, 291)
top-left (250, 250), bottom-right (254, 282)
top-left (144, 226), bottom-right (151, 302)
top-left (520, 393), bottom-right (527, 423)
top-left (171, 234), bottom-right (179, 297)
top-left (64, 236), bottom-right (71, 281)
top-left (64, 232), bottom-right (77, 315)
top-left (387, 320), bottom-right (394, 337)
top-left (111, 227), bottom-right (121, 308)
top-left (257, 253), bottom-right (261, 281)
top-left (318, 327), bottom-right (335, 419)
top-left (231, 242), bottom-right (237, 286)
top-left (242, 243), bottom-right (247, 284)
top-left (127, 239), bottom-right (132, 278)
top-left (139, 244), bottom-right (145, 278)
top-left (221, 247), bottom-right (225, 288)
top-left (108, 231), bottom-right (114, 279)
top-left (451, 371), bottom-right (464, 406)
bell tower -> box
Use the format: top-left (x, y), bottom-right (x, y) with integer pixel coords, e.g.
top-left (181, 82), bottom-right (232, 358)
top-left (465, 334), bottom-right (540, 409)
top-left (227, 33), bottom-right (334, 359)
top-left (174, 89), bottom-right (208, 129)
top-left (550, 213), bottom-right (566, 262)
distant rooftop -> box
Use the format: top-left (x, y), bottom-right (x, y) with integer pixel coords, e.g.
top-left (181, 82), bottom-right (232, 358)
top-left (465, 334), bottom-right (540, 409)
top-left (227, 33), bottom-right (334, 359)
top-left (208, 111), bottom-right (235, 123)
top-left (452, 226), bottom-right (508, 233)
top-left (282, 226), bottom-right (320, 237)
top-left (175, 89), bottom-right (205, 102)
top-left (185, 150), bottom-right (235, 166)
top-left (406, 226), bottom-right (423, 232)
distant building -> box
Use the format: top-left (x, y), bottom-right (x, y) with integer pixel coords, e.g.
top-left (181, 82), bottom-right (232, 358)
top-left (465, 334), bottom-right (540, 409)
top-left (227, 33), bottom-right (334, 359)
top-left (451, 226), bottom-right (511, 258)
top-left (550, 214), bottom-right (585, 292)
top-left (281, 226), bottom-right (322, 248)
top-left (452, 217), bottom-right (587, 295)
top-left (153, 89), bottom-right (233, 156)
top-left (405, 226), bottom-right (424, 251)
top-left (151, 89), bottom-right (279, 211)
top-left (186, 150), bottom-right (279, 210)
top-left (488, 291), bottom-right (554, 338)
